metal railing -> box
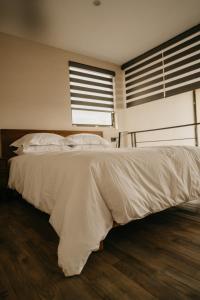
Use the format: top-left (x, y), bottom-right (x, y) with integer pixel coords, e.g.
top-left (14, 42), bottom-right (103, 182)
top-left (118, 122), bottom-right (200, 148)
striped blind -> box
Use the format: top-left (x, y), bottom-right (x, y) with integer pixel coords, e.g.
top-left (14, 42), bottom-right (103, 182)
top-left (69, 61), bottom-right (115, 125)
top-left (122, 24), bottom-right (200, 108)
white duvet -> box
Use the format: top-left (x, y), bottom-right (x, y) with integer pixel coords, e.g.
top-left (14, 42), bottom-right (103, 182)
top-left (8, 146), bottom-right (200, 276)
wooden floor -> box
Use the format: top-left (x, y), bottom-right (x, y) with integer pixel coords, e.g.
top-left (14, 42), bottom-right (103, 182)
top-left (0, 193), bottom-right (200, 300)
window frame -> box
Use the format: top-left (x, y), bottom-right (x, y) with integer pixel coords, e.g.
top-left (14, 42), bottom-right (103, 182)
top-left (68, 61), bottom-right (116, 127)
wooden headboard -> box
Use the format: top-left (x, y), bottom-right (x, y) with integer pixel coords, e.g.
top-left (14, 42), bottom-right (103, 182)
top-left (0, 129), bottom-right (103, 159)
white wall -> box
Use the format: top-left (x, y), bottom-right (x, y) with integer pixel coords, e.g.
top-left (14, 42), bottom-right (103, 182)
top-left (117, 90), bottom-right (200, 147)
top-left (0, 33), bottom-right (124, 144)
top-left (1, 32), bottom-right (199, 151)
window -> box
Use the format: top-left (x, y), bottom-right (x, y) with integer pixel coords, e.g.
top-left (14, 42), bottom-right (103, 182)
top-left (69, 61), bottom-right (115, 126)
top-left (122, 24), bottom-right (200, 108)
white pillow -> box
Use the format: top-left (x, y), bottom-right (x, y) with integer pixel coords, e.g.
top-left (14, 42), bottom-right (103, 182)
top-left (15, 144), bottom-right (71, 155)
top-left (11, 133), bottom-right (64, 147)
top-left (71, 144), bottom-right (111, 150)
top-left (60, 134), bottom-right (110, 146)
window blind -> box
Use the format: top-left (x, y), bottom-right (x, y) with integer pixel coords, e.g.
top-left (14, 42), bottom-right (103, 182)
top-left (69, 61), bottom-right (115, 114)
top-left (122, 24), bottom-right (200, 108)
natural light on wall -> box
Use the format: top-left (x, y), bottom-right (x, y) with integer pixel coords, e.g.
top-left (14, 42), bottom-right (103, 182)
top-left (72, 110), bottom-right (112, 126)
top-left (69, 61), bottom-right (115, 126)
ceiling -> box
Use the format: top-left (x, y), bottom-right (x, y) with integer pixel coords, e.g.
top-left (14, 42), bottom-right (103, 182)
top-left (0, 0), bottom-right (199, 65)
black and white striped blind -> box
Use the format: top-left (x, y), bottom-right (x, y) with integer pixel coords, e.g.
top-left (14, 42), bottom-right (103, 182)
top-left (122, 24), bottom-right (200, 108)
top-left (69, 61), bottom-right (115, 113)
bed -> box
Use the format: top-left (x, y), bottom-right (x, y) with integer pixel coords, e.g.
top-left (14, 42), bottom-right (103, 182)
top-left (1, 129), bottom-right (200, 277)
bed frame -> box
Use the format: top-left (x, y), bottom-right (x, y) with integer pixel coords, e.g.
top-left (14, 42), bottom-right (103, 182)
top-left (2, 124), bottom-right (198, 252)
top-left (0, 129), bottom-right (103, 159)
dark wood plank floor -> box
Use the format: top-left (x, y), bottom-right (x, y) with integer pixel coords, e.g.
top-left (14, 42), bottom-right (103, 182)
top-left (0, 192), bottom-right (200, 300)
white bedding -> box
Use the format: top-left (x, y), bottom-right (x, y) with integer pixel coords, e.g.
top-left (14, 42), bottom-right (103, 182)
top-left (8, 146), bottom-right (200, 276)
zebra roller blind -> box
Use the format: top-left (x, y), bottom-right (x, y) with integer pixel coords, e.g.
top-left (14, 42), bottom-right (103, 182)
top-left (122, 24), bottom-right (200, 108)
top-left (69, 61), bottom-right (115, 126)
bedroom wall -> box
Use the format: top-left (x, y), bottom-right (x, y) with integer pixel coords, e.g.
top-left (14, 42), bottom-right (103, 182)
top-left (117, 89), bottom-right (200, 147)
top-left (0, 33), bottom-right (124, 143)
